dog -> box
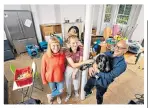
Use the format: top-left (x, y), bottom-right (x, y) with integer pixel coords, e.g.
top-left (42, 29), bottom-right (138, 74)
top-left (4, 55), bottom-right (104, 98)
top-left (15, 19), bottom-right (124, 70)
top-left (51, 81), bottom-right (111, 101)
top-left (95, 53), bottom-right (112, 73)
top-left (80, 53), bottom-right (112, 78)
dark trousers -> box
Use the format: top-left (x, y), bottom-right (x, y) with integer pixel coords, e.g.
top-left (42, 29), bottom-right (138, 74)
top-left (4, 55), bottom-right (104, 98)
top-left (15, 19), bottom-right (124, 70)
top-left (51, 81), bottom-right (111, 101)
top-left (84, 77), bottom-right (107, 104)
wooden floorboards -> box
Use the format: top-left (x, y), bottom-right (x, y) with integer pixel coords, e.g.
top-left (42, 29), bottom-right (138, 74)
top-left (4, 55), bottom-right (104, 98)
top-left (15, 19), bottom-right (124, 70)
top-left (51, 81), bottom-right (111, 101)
top-left (4, 52), bottom-right (144, 104)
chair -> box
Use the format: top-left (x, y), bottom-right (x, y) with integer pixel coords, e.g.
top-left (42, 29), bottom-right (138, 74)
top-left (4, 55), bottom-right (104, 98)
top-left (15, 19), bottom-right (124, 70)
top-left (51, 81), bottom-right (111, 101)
top-left (10, 64), bottom-right (16, 74)
top-left (9, 64), bottom-right (16, 86)
top-left (135, 50), bottom-right (144, 64)
top-left (29, 61), bottom-right (43, 98)
top-left (10, 62), bottom-right (43, 101)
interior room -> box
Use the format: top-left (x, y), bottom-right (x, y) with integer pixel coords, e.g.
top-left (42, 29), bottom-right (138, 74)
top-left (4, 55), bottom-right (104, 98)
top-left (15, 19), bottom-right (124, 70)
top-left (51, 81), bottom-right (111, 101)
top-left (4, 4), bottom-right (144, 104)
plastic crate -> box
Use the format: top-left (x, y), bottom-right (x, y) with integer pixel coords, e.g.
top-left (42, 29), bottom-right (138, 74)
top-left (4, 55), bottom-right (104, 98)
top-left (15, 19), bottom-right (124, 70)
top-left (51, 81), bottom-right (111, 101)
top-left (39, 41), bottom-right (47, 50)
top-left (14, 67), bottom-right (32, 87)
top-left (26, 45), bottom-right (39, 57)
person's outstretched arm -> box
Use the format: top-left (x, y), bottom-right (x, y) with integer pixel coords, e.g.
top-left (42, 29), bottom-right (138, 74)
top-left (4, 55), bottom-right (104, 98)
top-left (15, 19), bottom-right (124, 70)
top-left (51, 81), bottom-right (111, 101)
top-left (66, 57), bottom-right (93, 68)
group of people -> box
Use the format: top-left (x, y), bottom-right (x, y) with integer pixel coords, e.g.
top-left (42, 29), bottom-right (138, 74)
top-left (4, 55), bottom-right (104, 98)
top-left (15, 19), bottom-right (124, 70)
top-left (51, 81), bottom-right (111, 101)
top-left (41, 27), bottom-right (128, 104)
top-left (41, 35), bottom-right (92, 104)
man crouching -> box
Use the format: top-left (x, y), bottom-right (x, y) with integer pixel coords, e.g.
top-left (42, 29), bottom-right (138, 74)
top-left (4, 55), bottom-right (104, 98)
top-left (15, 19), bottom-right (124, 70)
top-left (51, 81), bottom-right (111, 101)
top-left (84, 40), bottom-right (129, 104)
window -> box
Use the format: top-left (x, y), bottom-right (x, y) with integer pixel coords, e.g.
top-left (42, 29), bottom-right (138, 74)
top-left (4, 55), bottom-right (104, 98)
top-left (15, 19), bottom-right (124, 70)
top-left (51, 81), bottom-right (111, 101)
top-left (104, 5), bottom-right (112, 23)
top-left (116, 5), bottom-right (132, 24)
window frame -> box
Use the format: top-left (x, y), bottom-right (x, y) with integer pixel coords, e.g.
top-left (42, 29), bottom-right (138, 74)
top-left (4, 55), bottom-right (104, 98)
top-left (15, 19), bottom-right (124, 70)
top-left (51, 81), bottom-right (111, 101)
top-left (99, 5), bottom-right (140, 36)
top-left (104, 4), bottom-right (113, 23)
top-left (116, 4), bottom-right (132, 25)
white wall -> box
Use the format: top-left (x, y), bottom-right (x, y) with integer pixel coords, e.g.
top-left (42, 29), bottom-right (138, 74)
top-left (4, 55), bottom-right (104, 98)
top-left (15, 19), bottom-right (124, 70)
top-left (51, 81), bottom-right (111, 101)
top-left (131, 5), bottom-right (144, 42)
top-left (60, 5), bottom-right (86, 23)
top-left (37, 5), bottom-right (56, 24)
top-left (31, 5), bottom-right (86, 24)
top-left (92, 5), bottom-right (100, 28)
top-left (54, 5), bottom-right (61, 23)
top-left (4, 5), bottom-right (31, 10)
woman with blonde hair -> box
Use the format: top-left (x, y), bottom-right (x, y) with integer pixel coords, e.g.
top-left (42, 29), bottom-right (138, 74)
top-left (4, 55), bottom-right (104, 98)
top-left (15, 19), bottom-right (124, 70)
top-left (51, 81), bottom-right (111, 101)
top-left (41, 37), bottom-right (66, 104)
top-left (64, 35), bottom-right (93, 102)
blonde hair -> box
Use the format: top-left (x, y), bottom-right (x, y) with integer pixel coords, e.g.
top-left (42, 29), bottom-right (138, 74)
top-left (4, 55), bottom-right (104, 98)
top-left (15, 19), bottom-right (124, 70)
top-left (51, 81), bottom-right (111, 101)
top-left (47, 37), bottom-right (60, 57)
top-left (66, 35), bottom-right (78, 43)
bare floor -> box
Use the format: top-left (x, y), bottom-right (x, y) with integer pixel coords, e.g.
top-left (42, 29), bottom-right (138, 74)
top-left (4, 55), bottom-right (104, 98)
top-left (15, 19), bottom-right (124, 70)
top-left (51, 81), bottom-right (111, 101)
top-left (4, 52), bottom-right (144, 104)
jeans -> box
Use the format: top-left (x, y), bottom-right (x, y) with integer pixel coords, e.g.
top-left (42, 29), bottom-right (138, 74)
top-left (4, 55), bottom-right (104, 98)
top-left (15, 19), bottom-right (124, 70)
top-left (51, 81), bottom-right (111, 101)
top-left (48, 81), bottom-right (64, 97)
top-left (84, 77), bottom-right (107, 104)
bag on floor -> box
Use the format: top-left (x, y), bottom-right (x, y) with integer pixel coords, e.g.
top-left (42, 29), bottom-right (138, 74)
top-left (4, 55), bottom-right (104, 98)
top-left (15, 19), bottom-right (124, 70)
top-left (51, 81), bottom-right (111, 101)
top-left (19, 98), bottom-right (41, 104)
top-left (128, 94), bottom-right (144, 104)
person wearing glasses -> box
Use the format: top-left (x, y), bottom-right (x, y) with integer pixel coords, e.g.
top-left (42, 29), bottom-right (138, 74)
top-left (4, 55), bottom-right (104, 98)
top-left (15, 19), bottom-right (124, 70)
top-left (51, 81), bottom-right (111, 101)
top-left (84, 40), bottom-right (129, 104)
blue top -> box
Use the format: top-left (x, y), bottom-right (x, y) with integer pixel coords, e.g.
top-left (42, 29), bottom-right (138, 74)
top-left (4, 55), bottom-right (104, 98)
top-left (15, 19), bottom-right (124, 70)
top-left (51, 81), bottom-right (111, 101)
top-left (96, 51), bottom-right (127, 88)
top-left (93, 39), bottom-right (101, 52)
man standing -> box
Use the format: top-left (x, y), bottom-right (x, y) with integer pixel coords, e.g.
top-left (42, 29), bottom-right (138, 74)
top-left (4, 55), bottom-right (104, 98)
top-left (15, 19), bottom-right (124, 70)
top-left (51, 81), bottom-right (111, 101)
top-left (84, 40), bottom-right (129, 104)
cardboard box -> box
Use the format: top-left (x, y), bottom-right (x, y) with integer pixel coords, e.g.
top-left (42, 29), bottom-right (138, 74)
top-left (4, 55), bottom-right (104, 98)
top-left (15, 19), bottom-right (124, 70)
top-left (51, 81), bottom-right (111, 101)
top-left (40, 24), bottom-right (62, 39)
top-left (55, 25), bottom-right (62, 33)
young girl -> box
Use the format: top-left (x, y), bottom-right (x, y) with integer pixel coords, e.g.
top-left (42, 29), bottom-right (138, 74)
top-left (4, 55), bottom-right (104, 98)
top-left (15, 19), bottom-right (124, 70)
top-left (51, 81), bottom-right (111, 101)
top-left (64, 35), bottom-right (93, 102)
top-left (41, 37), bottom-right (66, 104)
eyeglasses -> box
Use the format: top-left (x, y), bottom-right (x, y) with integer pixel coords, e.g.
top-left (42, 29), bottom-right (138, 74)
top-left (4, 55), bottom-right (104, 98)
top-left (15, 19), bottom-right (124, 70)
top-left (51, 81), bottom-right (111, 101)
top-left (115, 45), bottom-right (127, 50)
